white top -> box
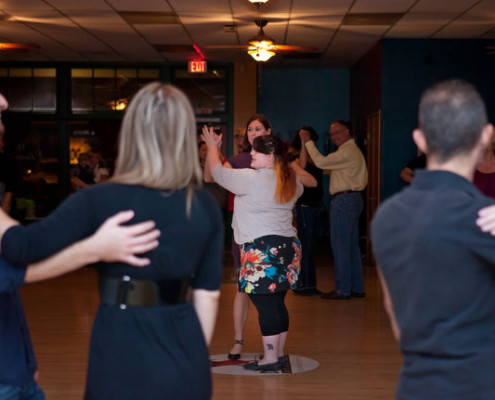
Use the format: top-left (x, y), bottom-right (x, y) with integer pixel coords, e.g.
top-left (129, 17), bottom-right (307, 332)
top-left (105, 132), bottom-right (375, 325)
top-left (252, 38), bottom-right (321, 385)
top-left (212, 165), bottom-right (303, 244)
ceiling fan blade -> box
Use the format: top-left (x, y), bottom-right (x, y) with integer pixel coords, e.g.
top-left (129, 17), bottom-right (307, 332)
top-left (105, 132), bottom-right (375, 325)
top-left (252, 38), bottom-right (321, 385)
top-left (0, 42), bottom-right (41, 51)
top-left (274, 45), bottom-right (319, 52)
top-left (204, 45), bottom-right (248, 49)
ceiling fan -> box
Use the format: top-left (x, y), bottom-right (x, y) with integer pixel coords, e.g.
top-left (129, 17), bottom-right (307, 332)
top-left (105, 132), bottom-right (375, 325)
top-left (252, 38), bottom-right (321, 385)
top-left (204, 0), bottom-right (318, 62)
top-left (205, 19), bottom-right (319, 62)
top-left (0, 43), bottom-right (40, 53)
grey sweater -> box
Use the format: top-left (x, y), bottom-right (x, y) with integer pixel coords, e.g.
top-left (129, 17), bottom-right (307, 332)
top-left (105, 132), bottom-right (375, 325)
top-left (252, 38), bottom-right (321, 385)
top-left (212, 165), bottom-right (303, 244)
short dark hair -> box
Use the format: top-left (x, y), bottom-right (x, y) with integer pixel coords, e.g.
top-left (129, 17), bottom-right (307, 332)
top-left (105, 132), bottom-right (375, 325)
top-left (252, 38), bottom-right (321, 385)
top-left (332, 120), bottom-right (351, 131)
top-left (242, 114), bottom-right (272, 152)
top-left (419, 79), bottom-right (487, 162)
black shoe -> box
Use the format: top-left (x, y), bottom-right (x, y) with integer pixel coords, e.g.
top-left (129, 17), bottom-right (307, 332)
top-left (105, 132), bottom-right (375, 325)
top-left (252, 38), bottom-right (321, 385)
top-left (259, 355), bottom-right (286, 363)
top-left (305, 288), bottom-right (322, 295)
top-left (227, 339), bottom-right (243, 360)
top-left (321, 290), bottom-right (351, 300)
top-left (351, 291), bottom-right (366, 298)
top-left (243, 360), bottom-right (281, 372)
top-left (293, 288), bottom-right (322, 296)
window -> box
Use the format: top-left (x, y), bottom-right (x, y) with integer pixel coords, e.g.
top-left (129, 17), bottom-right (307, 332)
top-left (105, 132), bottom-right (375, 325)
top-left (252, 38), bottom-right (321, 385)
top-left (173, 68), bottom-right (227, 114)
top-left (0, 68), bottom-right (56, 112)
top-left (71, 67), bottom-right (159, 113)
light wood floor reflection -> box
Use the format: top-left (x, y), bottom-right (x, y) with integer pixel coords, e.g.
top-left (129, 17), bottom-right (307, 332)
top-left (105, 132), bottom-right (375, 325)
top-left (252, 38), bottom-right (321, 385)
top-left (20, 247), bottom-right (401, 399)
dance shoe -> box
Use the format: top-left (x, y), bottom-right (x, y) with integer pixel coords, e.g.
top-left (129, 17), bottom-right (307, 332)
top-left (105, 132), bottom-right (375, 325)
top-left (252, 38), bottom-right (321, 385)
top-left (227, 339), bottom-right (243, 360)
top-left (243, 360), bottom-right (281, 372)
top-left (320, 290), bottom-right (351, 300)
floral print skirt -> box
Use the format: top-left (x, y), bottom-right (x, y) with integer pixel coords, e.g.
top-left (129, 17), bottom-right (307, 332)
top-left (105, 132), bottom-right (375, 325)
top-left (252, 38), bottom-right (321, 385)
top-left (239, 235), bottom-right (301, 294)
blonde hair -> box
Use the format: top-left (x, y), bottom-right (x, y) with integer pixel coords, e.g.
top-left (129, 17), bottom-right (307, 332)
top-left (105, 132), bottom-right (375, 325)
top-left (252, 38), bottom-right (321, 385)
top-left (112, 83), bottom-right (202, 210)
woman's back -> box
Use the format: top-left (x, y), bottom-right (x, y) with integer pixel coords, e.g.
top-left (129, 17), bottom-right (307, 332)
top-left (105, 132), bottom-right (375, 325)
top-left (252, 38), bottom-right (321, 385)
top-left (2, 182), bottom-right (223, 400)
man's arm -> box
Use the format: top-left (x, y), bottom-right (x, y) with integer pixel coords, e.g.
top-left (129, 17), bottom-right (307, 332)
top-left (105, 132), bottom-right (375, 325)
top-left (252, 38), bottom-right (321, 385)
top-left (377, 267), bottom-right (400, 341)
top-left (24, 210), bottom-right (160, 283)
top-left (299, 130), bottom-right (346, 170)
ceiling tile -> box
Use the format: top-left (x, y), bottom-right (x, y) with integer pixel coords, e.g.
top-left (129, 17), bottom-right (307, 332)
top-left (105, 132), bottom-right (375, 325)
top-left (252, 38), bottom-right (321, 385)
top-left (435, 0), bottom-right (495, 38)
top-left (351, 0), bottom-right (416, 13)
top-left (134, 24), bottom-right (190, 45)
top-left (105, 0), bottom-right (171, 12)
top-left (0, 0), bottom-right (52, 11)
top-left (45, 0), bottom-right (111, 11)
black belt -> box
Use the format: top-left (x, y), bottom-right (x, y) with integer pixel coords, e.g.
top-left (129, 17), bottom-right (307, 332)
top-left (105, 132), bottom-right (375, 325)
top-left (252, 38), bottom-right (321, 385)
top-left (99, 276), bottom-right (191, 309)
top-left (333, 190), bottom-right (360, 197)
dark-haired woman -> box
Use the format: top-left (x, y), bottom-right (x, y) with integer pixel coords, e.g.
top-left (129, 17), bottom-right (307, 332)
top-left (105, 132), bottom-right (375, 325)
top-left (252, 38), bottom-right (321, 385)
top-left (203, 114), bottom-right (272, 361)
top-left (290, 126), bottom-right (323, 296)
top-left (203, 130), bottom-right (316, 372)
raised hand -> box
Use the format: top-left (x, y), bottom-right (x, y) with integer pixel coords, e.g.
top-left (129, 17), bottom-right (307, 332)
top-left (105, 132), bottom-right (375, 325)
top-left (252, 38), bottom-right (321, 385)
top-left (201, 125), bottom-right (222, 149)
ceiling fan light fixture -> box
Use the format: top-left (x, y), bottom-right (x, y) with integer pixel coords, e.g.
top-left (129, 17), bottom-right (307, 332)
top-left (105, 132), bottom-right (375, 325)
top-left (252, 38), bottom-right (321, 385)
top-left (248, 47), bottom-right (275, 62)
top-left (248, 0), bottom-right (269, 4)
top-left (248, 39), bottom-right (274, 48)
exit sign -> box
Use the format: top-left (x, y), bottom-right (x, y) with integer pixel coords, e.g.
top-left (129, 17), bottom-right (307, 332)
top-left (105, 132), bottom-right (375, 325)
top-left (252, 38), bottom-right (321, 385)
top-left (188, 60), bottom-right (207, 73)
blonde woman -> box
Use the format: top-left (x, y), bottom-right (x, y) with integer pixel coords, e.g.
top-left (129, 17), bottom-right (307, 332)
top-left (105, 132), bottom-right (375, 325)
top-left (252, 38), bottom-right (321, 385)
top-left (0, 84), bottom-right (224, 400)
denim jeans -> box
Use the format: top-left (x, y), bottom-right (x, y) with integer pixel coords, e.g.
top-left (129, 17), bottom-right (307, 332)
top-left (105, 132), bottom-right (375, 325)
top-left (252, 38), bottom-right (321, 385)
top-left (0, 380), bottom-right (45, 400)
top-left (295, 204), bottom-right (319, 289)
top-left (330, 192), bottom-right (364, 295)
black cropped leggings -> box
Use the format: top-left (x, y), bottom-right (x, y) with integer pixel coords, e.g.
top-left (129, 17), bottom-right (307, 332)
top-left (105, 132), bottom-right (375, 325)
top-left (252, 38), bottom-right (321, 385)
top-left (248, 291), bottom-right (289, 336)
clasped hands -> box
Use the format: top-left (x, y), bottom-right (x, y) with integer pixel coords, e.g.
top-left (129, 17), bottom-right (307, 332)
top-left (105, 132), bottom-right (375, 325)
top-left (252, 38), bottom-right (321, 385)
top-left (299, 129), bottom-right (312, 143)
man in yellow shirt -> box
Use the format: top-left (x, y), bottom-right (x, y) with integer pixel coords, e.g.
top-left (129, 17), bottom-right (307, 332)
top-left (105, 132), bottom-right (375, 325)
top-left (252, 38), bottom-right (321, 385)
top-left (300, 120), bottom-right (368, 299)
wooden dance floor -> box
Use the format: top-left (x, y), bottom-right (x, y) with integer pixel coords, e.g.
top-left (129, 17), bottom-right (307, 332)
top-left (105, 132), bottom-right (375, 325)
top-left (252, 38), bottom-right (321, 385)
top-left (20, 245), bottom-right (401, 399)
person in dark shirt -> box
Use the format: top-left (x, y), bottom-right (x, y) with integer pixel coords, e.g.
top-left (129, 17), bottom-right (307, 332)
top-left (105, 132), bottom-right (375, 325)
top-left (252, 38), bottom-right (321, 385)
top-left (0, 210), bottom-right (159, 400)
top-left (290, 126), bottom-right (323, 296)
top-left (399, 153), bottom-right (426, 183)
top-left (371, 79), bottom-right (495, 400)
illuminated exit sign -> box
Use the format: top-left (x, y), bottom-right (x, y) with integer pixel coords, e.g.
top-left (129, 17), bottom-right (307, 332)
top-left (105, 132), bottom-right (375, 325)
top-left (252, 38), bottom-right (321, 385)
top-left (188, 60), bottom-right (207, 73)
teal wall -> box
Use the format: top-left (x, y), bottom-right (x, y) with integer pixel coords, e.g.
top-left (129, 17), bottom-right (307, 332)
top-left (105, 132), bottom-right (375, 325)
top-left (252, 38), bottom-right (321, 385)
top-left (257, 68), bottom-right (350, 144)
top-left (257, 68), bottom-right (351, 226)
top-left (381, 38), bottom-right (495, 200)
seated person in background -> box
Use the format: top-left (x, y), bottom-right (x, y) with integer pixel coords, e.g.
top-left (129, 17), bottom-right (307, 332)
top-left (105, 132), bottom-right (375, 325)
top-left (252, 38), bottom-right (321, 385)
top-left (1, 210), bottom-right (160, 400)
top-left (92, 152), bottom-right (110, 183)
top-left (372, 79), bottom-right (495, 400)
top-left (399, 153), bottom-right (426, 183)
top-left (70, 152), bottom-right (95, 190)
